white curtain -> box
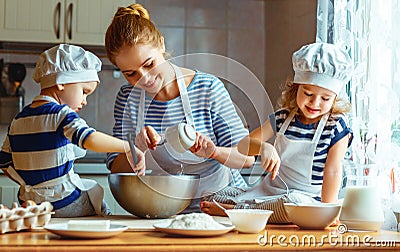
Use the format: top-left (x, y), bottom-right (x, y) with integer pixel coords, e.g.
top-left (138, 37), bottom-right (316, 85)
top-left (317, 0), bottom-right (400, 167)
top-left (317, 0), bottom-right (400, 225)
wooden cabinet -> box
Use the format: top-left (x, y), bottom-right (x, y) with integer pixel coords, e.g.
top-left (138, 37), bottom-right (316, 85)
top-left (0, 0), bottom-right (133, 46)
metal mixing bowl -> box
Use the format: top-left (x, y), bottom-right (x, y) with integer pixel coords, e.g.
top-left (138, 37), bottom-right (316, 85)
top-left (108, 173), bottom-right (200, 218)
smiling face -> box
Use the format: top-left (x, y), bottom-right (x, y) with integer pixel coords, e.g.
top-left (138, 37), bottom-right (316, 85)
top-left (296, 84), bottom-right (336, 124)
top-left (57, 81), bottom-right (98, 112)
top-left (114, 43), bottom-right (170, 96)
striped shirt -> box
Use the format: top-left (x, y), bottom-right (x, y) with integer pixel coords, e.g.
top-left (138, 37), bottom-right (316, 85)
top-left (0, 98), bottom-right (95, 209)
top-left (273, 108), bottom-right (352, 185)
top-left (106, 71), bottom-right (249, 188)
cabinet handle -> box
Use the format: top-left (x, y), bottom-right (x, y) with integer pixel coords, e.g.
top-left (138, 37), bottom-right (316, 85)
top-left (53, 2), bottom-right (61, 39)
top-left (66, 3), bottom-right (73, 40)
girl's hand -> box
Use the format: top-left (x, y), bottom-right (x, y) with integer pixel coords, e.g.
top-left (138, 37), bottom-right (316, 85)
top-left (330, 218), bottom-right (340, 227)
top-left (189, 132), bottom-right (217, 158)
top-left (135, 126), bottom-right (162, 151)
top-left (127, 147), bottom-right (146, 175)
top-left (260, 142), bottom-right (280, 179)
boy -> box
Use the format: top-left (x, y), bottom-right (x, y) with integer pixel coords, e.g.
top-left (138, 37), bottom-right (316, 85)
top-left (0, 44), bottom-right (145, 217)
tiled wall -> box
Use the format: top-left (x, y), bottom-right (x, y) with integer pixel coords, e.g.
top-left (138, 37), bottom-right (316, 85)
top-left (264, 0), bottom-right (317, 109)
top-left (0, 0), bottom-right (266, 159)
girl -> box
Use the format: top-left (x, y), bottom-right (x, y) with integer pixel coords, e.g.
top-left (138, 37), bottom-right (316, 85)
top-left (201, 42), bottom-right (353, 223)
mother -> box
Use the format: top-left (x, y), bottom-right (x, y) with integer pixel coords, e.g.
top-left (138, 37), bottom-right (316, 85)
top-left (105, 3), bottom-right (254, 212)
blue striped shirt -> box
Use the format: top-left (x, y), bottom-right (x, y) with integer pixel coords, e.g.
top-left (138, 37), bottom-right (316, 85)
top-left (274, 108), bottom-right (352, 185)
top-left (107, 71), bottom-right (249, 188)
top-left (0, 99), bottom-right (95, 209)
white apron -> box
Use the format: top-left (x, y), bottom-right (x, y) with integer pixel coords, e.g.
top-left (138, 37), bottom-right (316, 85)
top-left (6, 95), bottom-right (104, 215)
top-left (234, 110), bottom-right (329, 203)
top-left (136, 64), bottom-right (231, 211)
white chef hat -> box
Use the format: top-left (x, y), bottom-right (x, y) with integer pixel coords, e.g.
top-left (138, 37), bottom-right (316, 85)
top-left (33, 44), bottom-right (102, 90)
top-left (292, 42), bottom-right (353, 95)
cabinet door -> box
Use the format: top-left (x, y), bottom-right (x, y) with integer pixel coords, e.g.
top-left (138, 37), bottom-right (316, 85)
top-left (65, 0), bottom-right (133, 46)
top-left (0, 0), bottom-right (64, 43)
top-left (0, 175), bottom-right (19, 207)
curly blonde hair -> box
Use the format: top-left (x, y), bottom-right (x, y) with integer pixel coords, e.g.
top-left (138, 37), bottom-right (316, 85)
top-left (105, 3), bottom-right (164, 65)
top-left (277, 79), bottom-right (351, 114)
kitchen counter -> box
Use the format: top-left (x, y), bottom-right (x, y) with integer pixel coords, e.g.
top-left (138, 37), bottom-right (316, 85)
top-left (0, 216), bottom-right (399, 251)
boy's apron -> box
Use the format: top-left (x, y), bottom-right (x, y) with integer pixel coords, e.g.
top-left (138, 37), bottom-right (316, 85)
top-left (6, 95), bottom-right (104, 215)
top-left (233, 109), bottom-right (329, 203)
top-left (136, 64), bottom-right (231, 211)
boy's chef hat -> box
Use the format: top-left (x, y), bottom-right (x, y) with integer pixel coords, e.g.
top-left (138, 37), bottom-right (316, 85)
top-left (33, 44), bottom-right (102, 89)
top-left (292, 42), bottom-right (353, 95)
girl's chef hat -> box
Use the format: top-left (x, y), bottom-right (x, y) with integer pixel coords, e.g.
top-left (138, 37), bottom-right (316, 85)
top-left (33, 44), bottom-right (102, 90)
top-left (292, 42), bottom-right (353, 95)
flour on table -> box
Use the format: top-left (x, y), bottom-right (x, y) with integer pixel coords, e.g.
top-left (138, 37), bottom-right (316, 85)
top-left (167, 213), bottom-right (225, 230)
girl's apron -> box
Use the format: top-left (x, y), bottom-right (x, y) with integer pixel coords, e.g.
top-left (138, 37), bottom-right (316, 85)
top-left (6, 95), bottom-right (104, 215)
top-left (137, 64), bottom-right (231, 212)
top-left (233, 109), bottom-right (329, 203)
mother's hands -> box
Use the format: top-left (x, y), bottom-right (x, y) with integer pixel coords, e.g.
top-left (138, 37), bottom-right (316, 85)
top-left (136, 127), bottom-right (218, 159)
top-left (260, 142), bottom-right (280, 180)
top-left (135, 126), bottom-right (162, 151)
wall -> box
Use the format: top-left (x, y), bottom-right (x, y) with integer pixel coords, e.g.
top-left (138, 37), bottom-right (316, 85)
top-left (264, 0), bottom-right (317, 108)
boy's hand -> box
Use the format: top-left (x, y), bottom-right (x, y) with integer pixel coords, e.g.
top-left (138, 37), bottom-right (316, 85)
top-left (127, 147), bottom-right (146, 175)
top-left (260, 142), bottom-right (280, 179)
top-left (189, 132), bottom-right (217, 159)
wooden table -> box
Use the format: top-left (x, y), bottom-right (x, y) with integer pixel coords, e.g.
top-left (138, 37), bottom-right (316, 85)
top-left (1, 222), bottom-right (399, 251)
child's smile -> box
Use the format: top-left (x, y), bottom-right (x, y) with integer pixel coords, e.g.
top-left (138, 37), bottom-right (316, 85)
top-left (296, 84), bottom-right (335, 124)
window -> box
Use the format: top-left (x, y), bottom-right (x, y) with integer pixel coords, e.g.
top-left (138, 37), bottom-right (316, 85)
top-left (317, 0), bottom-right (400, 167)
top-left (317, 0), bottom-right (400, 221)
